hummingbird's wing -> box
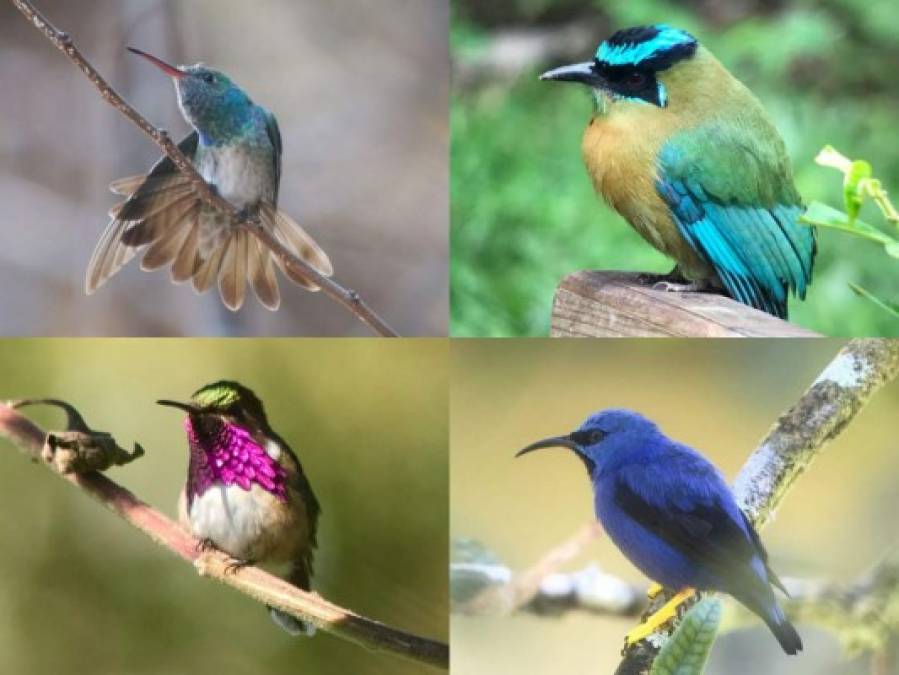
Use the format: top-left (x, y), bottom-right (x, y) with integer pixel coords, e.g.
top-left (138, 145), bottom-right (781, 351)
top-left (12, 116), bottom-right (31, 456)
top-left (85, 132), bottom-right (201, 294)
top-left (263, 111), bottom-right (283, 207)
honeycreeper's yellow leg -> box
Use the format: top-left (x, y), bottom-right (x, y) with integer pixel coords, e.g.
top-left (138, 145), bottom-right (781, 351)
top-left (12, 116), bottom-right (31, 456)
top-left (626, 588), bottom-right (696, 646)
top-left (646, 582), bottom-right (664, 600)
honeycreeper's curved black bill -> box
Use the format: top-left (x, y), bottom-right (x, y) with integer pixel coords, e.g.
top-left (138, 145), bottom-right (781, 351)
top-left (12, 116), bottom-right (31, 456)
top-left (127, 46), bottom-right (187, 79)
top-left (539, 61), bottom-right (604, 87)
top-left (156, 399), bottom-right (200, 414)
top-left (515, 435), bottom-right (579, 457)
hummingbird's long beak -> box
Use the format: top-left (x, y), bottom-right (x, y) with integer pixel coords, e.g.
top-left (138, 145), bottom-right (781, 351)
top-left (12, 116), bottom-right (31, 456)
top-left (127, 47), bottom-right (187, 79)
top-left (539, 61), bottom-right (605, 87)
top-left (515, 435), bottom-right (579, 457)
top-left (156, 399), bottom-right (200, 414)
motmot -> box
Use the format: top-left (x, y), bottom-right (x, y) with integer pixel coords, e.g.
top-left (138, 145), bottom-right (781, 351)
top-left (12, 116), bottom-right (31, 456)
top-left (542, 25), bottom-right (815, 319)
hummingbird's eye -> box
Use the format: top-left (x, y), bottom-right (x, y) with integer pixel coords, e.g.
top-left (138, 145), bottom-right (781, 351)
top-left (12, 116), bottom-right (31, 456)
top-left (201, 73), bottom-right (215, 85)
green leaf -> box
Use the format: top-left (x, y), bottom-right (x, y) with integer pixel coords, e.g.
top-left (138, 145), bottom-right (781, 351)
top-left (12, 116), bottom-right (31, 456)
top-left (650, 598), bottom-right (722, 675)
top-left (801, 202), bottom-right (899, 248)
top-left (843, 159), bottom-right (872, 223)
top-left (848, 283), bottom-right (899, 318)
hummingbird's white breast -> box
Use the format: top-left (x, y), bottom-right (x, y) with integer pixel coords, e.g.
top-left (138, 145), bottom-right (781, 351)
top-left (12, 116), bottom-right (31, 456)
top-left (189, 483), bottom-right (283, 562)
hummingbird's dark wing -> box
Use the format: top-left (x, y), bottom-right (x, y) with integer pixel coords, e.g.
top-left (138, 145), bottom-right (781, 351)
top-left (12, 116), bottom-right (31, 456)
top-left (263, 111), bottom-right (283, 207)
top-left (86, 132), bottom-right (202, 294)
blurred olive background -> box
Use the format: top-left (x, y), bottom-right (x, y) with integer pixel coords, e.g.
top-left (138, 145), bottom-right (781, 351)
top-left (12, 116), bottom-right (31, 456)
top-left (451, 0), bottom-right (899, 337)
top-left (451, 339), bottom-right (899, 674)
top-left (0, 339), bottom-right (447, 675)
top-left (0, 0), bottom-right (447, 336)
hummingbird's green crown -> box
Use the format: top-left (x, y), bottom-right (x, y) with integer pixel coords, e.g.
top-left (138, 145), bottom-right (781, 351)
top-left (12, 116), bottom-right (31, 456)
top-left (191, 380), bottom-right (268, 424)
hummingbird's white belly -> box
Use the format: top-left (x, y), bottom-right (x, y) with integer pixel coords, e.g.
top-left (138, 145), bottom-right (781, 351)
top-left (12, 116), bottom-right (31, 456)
top-left (189, 483), bottom-right (273, 560)
top-left (196, 144), bottom-right (272, 210)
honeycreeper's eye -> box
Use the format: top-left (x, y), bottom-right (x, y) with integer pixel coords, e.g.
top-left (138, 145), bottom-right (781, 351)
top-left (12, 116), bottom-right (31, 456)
top-left (587, 429), bottom-right (607, 443)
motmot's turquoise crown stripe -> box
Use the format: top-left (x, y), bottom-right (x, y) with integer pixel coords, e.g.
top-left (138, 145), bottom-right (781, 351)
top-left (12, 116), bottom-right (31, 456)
top-left (597, 25), bottom-right (697, 70)
top-left (541, 24), bottom-right (816, 319)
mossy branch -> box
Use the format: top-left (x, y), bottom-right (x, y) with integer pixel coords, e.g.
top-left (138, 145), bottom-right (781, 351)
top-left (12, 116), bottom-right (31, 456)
top-left (0, 402), bottom-right (448, 670)
top-left (9, 0), bottom-right (399, 337)
top-left (616, 338), bottom-right (899, 674)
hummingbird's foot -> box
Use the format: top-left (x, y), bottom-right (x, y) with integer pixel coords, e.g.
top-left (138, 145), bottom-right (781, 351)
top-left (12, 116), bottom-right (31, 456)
top-left (223, 557), bottom-right (254, 576)
top-left (196, 538), bottom-right (218, 554)
top-left (625, 587), bottom-right (697, 647)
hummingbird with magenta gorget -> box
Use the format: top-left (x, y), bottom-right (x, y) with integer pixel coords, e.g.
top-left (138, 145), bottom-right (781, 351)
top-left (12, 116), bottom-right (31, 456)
top-left (158, 380), bottom-right (320, 635)
top-left (86, 48), bottom-right (333, 311)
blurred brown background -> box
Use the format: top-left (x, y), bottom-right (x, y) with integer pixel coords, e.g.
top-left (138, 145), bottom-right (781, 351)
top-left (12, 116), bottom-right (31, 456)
top-left (0, 338), bottom-right (448, 675)
top-left (0, 0), bottom-right (448, 336)
top-left (451, 339), bottom-right (899, 674)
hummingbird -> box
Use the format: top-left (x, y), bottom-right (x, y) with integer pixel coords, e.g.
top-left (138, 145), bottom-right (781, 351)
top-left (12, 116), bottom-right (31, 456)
top-left (158, 380), bottom-right (321, 635)
top-left (86, 47), bottom-right (333, 311)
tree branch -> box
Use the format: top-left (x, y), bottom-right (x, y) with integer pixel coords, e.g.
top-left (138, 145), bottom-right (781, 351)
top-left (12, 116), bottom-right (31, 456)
top-left (0, 402), bottom-right (448, 670)
top-left (9, 0), bottom-right (399, 337)
top-left (617, 338), bottom-right (899, 674)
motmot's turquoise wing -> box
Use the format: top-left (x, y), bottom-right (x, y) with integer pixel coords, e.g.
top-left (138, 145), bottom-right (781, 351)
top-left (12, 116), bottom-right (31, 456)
top-left (655, 124), bottom-right (815, 318)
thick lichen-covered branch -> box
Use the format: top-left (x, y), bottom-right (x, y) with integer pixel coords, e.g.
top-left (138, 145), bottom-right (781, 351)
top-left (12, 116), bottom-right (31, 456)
top-left (616, 338), bottom-right (899, 674)
top-left (8, 0), bottom-right (398, 337)
top-left (0, 403), bottom-right (448, 670)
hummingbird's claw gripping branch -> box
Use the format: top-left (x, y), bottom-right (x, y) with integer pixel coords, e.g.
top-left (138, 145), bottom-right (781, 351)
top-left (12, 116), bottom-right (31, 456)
top-left (0, 401), bottom-right (449, 670)
top-left (8, 0), bottom-right (400, 338)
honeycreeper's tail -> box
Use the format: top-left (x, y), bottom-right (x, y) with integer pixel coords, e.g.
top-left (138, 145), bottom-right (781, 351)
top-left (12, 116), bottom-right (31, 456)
top-left (762, 602), bottom-right (802, 655)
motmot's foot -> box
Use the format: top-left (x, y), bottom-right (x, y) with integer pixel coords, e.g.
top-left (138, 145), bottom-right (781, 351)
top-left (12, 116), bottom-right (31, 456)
top-left (637, 266), bottom-right (686, 286)
top-left (646, 582), bottom-right (665, 600)
top-left (625, 588), bottom-right (696, 646)
top-left (652, 279), bottom-right (715, 294)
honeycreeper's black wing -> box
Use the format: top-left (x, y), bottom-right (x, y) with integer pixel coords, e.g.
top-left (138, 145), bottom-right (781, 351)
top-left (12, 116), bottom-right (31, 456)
top-left (656, 122), bottom-right (816, 319)
top-left (614, 456), bottom-right (774, 595)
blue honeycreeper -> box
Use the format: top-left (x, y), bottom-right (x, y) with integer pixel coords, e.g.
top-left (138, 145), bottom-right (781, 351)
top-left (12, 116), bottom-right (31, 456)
top-left (517, 408), bottom-right (802, 655)
top-left (540, 25), bottom-right (816, 319)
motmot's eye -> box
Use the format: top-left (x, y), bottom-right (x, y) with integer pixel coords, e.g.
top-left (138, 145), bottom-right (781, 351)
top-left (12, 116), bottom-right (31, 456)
top-left (624, 71), bottom-right (648, 89)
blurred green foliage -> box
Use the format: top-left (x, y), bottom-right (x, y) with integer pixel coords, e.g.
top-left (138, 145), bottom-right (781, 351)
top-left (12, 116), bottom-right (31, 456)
top-left (451, 0), bottom-right (899, 336)
top-left (0, 339), bottom-right (447, 675)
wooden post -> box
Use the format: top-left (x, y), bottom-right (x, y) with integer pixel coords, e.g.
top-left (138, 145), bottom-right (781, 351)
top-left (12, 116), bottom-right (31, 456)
top-left (551, 271), bottom-right (821, 338)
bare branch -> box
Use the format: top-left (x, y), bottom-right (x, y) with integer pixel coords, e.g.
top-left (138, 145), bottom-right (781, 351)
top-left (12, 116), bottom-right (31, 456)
top-left (616, 338), bottom-right (899, 673)
top-left (9, 0), bottom-right (398, 337)
top-left (0, 402), bottom-right (448, 670)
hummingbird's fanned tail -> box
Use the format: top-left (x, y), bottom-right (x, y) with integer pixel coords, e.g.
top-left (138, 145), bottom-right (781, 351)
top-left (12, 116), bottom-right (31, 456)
top-left (261, 203), bottom-right (333, 291)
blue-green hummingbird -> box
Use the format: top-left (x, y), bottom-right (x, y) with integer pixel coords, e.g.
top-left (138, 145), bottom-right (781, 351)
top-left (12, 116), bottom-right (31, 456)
top-left (157, 380), bottom-right (321, 635)
top-left (86, 48), bottom-right (333, 311)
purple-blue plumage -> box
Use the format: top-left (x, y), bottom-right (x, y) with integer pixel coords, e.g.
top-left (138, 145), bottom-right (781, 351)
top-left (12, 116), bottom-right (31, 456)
top-left (517, 408), bottom-right (802, 655)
